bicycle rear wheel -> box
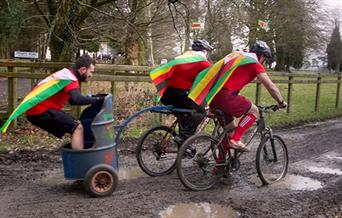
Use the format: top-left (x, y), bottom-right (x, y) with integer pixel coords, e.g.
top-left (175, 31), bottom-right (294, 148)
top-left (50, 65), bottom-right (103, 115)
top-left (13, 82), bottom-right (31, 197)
top-left (176, 134), bottom-right (224, 191)
top-left (256, 135), bottom-right (288, 185)
top-left (136, 125), bottom-right (178, 177)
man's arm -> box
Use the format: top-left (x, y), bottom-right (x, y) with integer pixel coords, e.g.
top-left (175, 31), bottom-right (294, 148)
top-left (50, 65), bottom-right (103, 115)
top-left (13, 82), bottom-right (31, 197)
top-left (68, 89), bottom-right (100, 105)
top-left (257, 72), bottom-right (287, 107)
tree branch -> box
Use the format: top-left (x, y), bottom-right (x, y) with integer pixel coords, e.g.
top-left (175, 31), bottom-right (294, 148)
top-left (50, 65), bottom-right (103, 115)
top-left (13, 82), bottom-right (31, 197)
top-left (76, 0), bottom-right (145, 43)
top-left (33, 0), bottom-right (49, 25)
top-left (94, 0), bottom-right (117, 8)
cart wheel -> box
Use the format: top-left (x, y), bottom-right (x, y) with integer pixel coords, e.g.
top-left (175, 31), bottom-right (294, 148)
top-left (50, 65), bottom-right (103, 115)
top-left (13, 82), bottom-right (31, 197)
top-left (84, 164), bottom-right (118, 197)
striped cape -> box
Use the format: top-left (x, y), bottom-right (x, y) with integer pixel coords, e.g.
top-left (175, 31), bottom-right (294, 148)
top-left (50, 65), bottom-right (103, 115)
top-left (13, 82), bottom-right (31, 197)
top-left (149, 51), bottom-right (207, 96)
top-left (188, 51), bottom-right (258, 106)
top-left (0, 68), bottom-right (77, 133)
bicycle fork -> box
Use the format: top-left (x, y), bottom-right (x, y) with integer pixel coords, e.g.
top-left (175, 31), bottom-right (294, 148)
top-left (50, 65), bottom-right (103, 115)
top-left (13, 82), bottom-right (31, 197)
top-left (263, 128), bottom-right (278, 162)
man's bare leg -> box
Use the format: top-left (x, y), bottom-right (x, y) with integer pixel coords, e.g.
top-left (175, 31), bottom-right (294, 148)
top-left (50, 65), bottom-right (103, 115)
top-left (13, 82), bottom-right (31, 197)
top-left (71, 122), bottom-right (84, 150)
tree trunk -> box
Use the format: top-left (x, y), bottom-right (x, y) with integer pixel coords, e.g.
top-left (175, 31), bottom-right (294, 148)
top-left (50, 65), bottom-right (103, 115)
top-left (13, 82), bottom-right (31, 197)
top-left (275, 45), bottom-right (286, 71)
top-left (49, 29), bottom-right (76, 62)
top-left (146, 3), bottom-right (154, 65)
top-left (184, 5), bottom-right (191, 52)
top-left (124, 33), bottom-right (139, 66)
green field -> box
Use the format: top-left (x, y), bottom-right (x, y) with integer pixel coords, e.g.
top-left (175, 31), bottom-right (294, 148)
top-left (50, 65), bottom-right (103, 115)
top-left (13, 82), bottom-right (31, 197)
top-left (240, 74), bottom-right (342, 127)
top-left (112, 73), bottom-right (342, 138)
top-left (1, 73), bottom-right (342, 151)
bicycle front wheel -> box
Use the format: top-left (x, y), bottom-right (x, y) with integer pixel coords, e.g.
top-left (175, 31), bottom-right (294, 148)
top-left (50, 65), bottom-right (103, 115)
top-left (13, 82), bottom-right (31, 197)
top-left (136, 125), bottom-right (178, 177)
top-left (256, 135), bottom-right (288, 185)
top-left (176, 134), bottom-right (224, 191)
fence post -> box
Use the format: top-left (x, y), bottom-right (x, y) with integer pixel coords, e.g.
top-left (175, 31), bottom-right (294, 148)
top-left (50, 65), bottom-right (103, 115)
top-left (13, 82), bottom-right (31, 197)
top-left (7, 66), bottom-right (18, 128)
top-left (336, 75), bottom-right (341, 108)
top-left (111, 81), bottom-right (116, 122)
top-left (287, 75), bottom-right (293, 113)
top-left (30, 67), bottom-right (36, 89)
top-left (255, 82), bottom-right (261, 105)
top-left (315, 76), bottom-right (321, 112)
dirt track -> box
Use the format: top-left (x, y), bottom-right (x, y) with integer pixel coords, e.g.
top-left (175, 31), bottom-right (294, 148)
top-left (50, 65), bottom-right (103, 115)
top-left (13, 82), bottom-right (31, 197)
top-left (1, 118), bottom-right (342, 217)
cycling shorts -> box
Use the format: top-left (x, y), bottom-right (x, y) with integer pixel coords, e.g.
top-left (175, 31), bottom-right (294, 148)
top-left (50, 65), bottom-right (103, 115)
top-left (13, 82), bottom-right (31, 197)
top-left (26, 109), bottom-right (79, 138)
top-left (210, 88), bottom-right (252, 124)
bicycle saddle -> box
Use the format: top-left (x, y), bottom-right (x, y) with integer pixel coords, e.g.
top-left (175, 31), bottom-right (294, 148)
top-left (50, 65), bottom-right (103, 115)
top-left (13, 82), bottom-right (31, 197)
top-left (209, 108), bottom-right (224, 116)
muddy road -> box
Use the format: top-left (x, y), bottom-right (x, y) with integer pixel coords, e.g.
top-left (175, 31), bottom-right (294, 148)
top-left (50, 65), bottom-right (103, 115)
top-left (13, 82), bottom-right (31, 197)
top-left (1, 118), bottom-right (342, 218)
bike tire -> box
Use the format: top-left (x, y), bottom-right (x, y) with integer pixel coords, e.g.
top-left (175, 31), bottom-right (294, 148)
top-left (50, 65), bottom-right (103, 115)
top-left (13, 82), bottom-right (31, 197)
top-left (176, 133), bottom-right (224, 191)
top-left (256, 135), bottom-right (288, 185)
top-left (136, 125), bottom-right (178, 177)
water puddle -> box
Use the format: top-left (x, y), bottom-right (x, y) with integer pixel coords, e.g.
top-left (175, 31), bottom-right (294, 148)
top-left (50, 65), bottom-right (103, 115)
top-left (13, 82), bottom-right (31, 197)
top-left (306, 166), bottom-right (342, 175)
top-left (159, 202), bottom-right (237, 218)
top-left (118, 167), bottom-right (147, 180)
top-left (250, 174), bottom-right (323, 191)
top-left (324, 152), bottom-right (342, 161)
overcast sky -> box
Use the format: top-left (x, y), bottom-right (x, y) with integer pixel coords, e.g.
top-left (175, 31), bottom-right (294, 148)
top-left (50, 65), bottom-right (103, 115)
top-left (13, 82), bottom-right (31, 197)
top-left (322, 0), bottom-right (342, 7)
top-left (321, 0), bottom-right (342, 14)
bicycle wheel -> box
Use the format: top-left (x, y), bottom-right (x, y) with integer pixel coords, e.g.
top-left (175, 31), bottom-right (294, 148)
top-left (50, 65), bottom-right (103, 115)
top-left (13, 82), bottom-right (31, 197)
top-left (256, 134), bottom-right (288, 185)
top-left (136, 125), bottom-right (178, 177)
top-left (176, 133), bottom-right (225, 191)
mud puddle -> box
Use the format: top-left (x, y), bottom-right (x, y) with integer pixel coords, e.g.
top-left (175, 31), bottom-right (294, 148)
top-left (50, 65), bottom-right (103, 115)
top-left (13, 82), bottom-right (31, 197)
top-left (159, 202), bottom-right (237, 218)
top-left (305, 166), bottom-right (342, 175)
top-left (250, 174), bottom-right (323, 191)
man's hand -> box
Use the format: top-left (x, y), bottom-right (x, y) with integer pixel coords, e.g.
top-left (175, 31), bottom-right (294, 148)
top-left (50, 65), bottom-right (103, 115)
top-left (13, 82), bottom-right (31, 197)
top-left (278, 100), bottom-right (287, 108)
top-left (93, 93), bottom-right (107, 101)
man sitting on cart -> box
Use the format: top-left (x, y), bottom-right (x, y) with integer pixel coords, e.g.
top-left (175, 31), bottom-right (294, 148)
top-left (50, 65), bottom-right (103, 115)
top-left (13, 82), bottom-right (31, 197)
top-left (0, 54), bottom-right (104, 150)
top-left (149, 39), bottom-right (213, 145)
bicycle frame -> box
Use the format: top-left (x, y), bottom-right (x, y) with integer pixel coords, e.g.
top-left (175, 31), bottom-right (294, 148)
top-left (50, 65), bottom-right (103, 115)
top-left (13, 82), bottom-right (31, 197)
top-left (176, 104), bottom-right (287, 190)
top-left (212, 105), bottom-right (278, 161)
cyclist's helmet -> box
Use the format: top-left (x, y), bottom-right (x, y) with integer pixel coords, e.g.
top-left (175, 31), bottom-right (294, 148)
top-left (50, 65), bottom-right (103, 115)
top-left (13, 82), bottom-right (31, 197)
top-left (192, 39), bottom-right (214, 52)
top-left (250, 40), bottom-right (272, 59)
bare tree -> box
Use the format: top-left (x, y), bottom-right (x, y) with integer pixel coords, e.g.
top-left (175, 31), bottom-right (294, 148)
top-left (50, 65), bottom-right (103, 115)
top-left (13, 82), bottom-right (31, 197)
top-left (31, 0), bottom-right (116, 61)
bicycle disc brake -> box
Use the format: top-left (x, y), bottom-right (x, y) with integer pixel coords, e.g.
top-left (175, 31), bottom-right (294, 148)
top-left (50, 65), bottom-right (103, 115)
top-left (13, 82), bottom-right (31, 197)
top-left (152, 143), bottom-right (165, 160)
top-left (196, 153), bottom-right (208, 168)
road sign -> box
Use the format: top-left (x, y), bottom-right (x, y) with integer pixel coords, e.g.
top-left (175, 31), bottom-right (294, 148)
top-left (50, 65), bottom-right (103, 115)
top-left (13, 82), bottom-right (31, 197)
top-left (14, 51), bottom-right (39, 59)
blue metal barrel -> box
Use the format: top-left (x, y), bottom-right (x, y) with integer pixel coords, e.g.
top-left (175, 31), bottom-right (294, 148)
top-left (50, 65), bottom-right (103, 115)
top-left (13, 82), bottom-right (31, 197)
top-left (62, 94), bottom-right (117, 180)
top-left (62, 144), bottom-right (117, 179)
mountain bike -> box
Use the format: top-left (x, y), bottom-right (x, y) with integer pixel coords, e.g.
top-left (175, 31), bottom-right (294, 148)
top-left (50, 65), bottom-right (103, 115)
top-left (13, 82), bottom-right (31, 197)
top-left (136, 107), bottom-right (215, 177)
top-left (176, 105), bottom-right (288, 191)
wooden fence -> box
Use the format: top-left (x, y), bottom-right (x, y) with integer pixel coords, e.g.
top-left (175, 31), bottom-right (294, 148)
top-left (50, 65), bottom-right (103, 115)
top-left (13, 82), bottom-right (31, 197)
top-left (0, 60), bottom-right (341, 128)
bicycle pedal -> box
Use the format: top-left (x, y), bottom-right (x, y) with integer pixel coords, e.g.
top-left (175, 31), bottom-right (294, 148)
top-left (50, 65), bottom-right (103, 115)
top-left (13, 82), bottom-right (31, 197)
top-left (184, 148), bottom-right (196, 158)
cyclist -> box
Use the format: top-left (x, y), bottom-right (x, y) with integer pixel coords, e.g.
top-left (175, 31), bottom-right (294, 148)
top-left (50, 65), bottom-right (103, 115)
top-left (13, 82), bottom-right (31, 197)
top-left (209, 40), bottom-right (287, 152)
top-left (155, 39), bottom-right (213, 144)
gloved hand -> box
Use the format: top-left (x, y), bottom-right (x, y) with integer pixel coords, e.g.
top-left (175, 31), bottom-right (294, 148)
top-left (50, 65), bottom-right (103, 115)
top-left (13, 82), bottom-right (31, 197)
top-left (93, 93), bottom-right (107, 101)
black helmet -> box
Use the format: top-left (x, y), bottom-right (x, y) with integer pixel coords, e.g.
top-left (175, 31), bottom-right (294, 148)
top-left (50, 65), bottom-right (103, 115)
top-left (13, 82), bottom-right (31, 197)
top-left (250, 40), bottom-right (272, 58)
top-left (192, 39), bottom-right (214, 52)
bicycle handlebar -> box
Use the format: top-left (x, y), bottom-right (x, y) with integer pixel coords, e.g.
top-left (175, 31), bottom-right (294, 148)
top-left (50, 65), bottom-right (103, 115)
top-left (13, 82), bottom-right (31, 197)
top-left (257, 105), bottom-right (279, 113)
